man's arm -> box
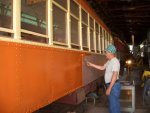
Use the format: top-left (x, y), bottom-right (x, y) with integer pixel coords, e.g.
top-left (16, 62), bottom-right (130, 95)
top-left (87, 61), bottom-right (106, 70)
top-left (106, 71), bottom-right (118, 96)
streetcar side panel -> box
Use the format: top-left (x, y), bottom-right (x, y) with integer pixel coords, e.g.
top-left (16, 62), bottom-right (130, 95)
top-left (0, 41), bottom-right (82, 113)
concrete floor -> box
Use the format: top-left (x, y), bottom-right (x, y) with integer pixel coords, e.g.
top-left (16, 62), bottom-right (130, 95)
top-left (34, 85), bottom-right (150, 113)
top-left (85, 101), bottom-right (149, 113)
top-left (84, 85), bottom-right (149, 113)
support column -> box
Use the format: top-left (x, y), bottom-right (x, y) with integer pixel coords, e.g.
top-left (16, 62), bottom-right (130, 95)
top-left (147, 29), bottom-right (150, 68)
top-left (13, 0), bottom-right (21, 39)
top-left (47, 0), bottom-right (53, 45)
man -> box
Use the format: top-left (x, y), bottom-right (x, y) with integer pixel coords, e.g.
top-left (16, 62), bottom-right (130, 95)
top-left (87, 45), bottom-right (121, 113)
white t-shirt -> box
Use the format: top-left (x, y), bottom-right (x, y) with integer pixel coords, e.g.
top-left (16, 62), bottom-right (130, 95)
top-left (104, 57), bottom-right (120, 83)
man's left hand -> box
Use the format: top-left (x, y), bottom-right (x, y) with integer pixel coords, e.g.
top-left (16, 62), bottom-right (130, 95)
top-left (106, 87), bottom-right (111, 96)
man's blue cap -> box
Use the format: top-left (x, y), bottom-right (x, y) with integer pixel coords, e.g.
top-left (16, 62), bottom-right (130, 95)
top-left (105, 45), bottom-right (117, 54)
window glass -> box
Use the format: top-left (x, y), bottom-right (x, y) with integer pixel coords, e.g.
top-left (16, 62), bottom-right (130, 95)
top-left (54, 0), bottom-right (67, 9)
top-left (53, 5), bottom-right (66, 43)
top-left (0, 0), bottom-right (12, 29)
top-left (21, 32), bottom-right (48, 43)
top-left (90, 17), bottom-right (94, 29)
top-left (82, 23), bottom-right (88, 47)
top-left (82, 9), bottom-right (88, 24)
top-left (71, 16), bottom-right (79, 45)
top-left (103, 30), bottom-right (106, 49)
top-left (100, 37), bottom-right (103, 52)
top-left (90, 29), bottom-right (94, 50)
top-left (100, 26), bottom-right (102, 35)
top-left (106, 33), bottom-right (109, 46)
top-left (70, 0), bottom-right (79, 18)
top-left (105, 31), bottom-right (108, 47)
top-left (108, 34), bottom-right (110, 45)
top-left (99, 26), bottom-right (103, 52)
top-left (21, 0), bottom-right (46, 34)
top-left (96, 33), bottom-right (99, 52)
top-left (95, 22), bottom-right (99, 32)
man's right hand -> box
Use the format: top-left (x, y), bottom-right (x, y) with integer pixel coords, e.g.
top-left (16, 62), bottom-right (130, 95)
top-left (87, 61), bottom-right (92, 67)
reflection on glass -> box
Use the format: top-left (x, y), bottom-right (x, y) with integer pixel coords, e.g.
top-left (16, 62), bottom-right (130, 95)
top-left (21, 0), bottom-right (46, 34)
top-left (53, 0), bottom-right (67, 9)
top-left (53, 5), bottom-right (66, 43)
top-left (96, 33), bottom-right (99, 52)
top-left (0, 0), bottom-right (12, 29)
top-left (100, 37), bottom-right (103, 52)
top-left (90, 17), bottom-right (94, 29)
top-left (70, 0), bottom-right (79, 18)
top-left (82, 23), bottom-right (88, 47)
top-left (71, 16), bottom-right (79, 45)
top-left (90, 29), bottom-right (94, 50)
top-left (95, 22), bottom-right (99, 32)
top-left (82, 9), bottom-right (88, 24)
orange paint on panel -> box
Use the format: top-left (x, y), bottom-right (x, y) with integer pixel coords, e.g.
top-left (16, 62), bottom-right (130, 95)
top-left (0, 41), bottom-right (83, 113)
top-left (0, 42), bottom-right (20, 113)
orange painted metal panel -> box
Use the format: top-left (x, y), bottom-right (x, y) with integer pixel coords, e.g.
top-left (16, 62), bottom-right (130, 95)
top-left (0, 41), bottom-right (82, 113)
top-left (0, 42), bottom-right (20, 113)
top-left (83, 54), bottom-right (107, 86)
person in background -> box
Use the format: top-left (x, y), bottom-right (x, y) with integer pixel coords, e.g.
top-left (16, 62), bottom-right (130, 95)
top-left (87, 45), bottom-right (121, 113)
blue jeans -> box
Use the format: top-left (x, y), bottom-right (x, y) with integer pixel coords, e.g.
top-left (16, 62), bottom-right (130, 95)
top-left (106, 82), bottom-right (121, 113)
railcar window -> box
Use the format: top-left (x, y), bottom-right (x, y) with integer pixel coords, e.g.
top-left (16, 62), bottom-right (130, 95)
top-left (70, 0), bottom-right (79, 18)
top-left (100, 38), bottom-right (103, 52)
top-left (109, 34), bottom-right (111, 45)
top-left (70, 0), bottom-right (79, 49)
top-left (103, 30), bottom-right (106, 49)
top-left (21, 32), bottom-right (48, 43)
top-left (95, 22), bottom-right (99, 33)
top-left (82, 9), bottom-right (88, 24)
top-left (109, 35), bottom-right (111, 44)
top-left (53, 5), bottom-right (67, 44)
top-left (71, 16), bottom-right (79, 48)
top-left (82, 23), bottom-right (88, 50)
top-left (108, 34), bottom-right (111, 45)
top-left (106, 32), bottom-right (109, 46)
top-left (90, 17), bottom-right (94, 29)
top-left (96, 33), bottom-right (99, 53)
top-left (0, 0), bottom-right (13, 37)
top-left (0, 0), bottom-right (112, 52)
top-left (108, 34), bottom-right (110, 45)
top-left (90, 16), bottom-right (94, 52)
top-left (111, 37), bottom-right (113, 44)
top-left (110, 36), bottom-right (112, 44)
top-left (105, 31), bottom-right (108, 47)
top-left (0, 31), bottom-right (12, 37)
top-left (0, 0), bottom-right (12, 29)
top-left (104, 31), bottom-right (106, 47)
top-left (81, 8), bottom-right (88, 50)
top-left (106, 33), bottom-right (108, 46)
top-left (101, 29), bottom-right (105, 53)
top-left (95, 22), bottom-right (99, 53)
top-left (90, 29), bottom-right (94, 51)
top-left (53, 0), bottom-right (67, 9)
top-left (21, 0), bottom-right (47, 43)
top-left (100, 26), bottom-right (103, 52)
